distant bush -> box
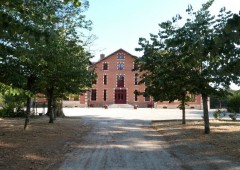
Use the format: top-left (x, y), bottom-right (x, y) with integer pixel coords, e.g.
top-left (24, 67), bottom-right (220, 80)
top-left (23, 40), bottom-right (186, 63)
top-left (210, 96), bottom-right (227, 109)
top-left (0, 108), bottom-right (26, 118)
top-left (0, 94), bottom-right (26, 118)
top-left (229, 113), bottom-right (237, 121)
top-left (227, 92), bottom-right (240, 113)
top-left (213, 109), bottom-right (226, 119)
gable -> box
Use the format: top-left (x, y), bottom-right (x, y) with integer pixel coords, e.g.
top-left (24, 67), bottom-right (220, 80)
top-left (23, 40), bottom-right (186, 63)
top-left (91, 49), bottom-right (137, 68)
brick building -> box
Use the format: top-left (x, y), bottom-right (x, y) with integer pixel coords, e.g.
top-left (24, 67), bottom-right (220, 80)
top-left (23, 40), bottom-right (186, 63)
top-left (65, 49), bottom-right (203, 109)
top-left (88, 48), bottom-right (152, 107)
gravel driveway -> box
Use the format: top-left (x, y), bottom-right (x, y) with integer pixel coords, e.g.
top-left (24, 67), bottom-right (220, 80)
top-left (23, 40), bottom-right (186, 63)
top-left (59, 108), bottom-right (239, 170)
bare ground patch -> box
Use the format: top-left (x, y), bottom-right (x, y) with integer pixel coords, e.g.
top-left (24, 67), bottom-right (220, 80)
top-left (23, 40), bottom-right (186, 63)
top-left (0, 116), bottom-right (91, 170)
top-left (152, 120), bottom-right (240, 163)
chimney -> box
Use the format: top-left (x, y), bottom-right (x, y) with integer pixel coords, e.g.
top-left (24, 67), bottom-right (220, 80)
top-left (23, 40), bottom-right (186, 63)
top-left (100, 54), bottom-right (105, 60)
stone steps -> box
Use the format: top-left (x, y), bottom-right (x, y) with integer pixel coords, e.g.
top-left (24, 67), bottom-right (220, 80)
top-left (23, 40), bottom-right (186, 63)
top-left (108, 104), bottom-right (134, 108)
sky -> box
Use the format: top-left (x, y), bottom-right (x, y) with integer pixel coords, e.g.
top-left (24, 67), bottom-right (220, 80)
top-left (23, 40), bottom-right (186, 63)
top-left (83, 0), bottom-right (240, 89)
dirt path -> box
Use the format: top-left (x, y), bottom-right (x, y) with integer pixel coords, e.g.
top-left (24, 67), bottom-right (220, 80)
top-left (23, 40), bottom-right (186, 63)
top-left (60, 109), bottom-right (240, 170)
top-left (60, 117), bottom-right (183, 170)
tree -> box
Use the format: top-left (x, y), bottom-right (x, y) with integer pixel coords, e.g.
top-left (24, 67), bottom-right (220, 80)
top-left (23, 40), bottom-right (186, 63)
top-left (135, 0), bottom-right (239, 133)
top-left (37, 33), bottom-right (94, 123)
top-left (0, 0), bottom-right (94, 127)
top-left (135, 15), bottom-right (197, 125)
top-left (0, 0), bottom-right (62, 128)
top-left (181, 1), bottom-right (239, 134)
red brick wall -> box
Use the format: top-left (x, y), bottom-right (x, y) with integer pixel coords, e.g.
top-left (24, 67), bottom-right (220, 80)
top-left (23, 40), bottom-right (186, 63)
top-left (156, 95), bottom-right (202, 109)
top-left (79, 94), bottom-right (86, 104)
top-left (89, 49), bottom-right (152, 107)
top-left (88, 49), bottom-right (202, 108)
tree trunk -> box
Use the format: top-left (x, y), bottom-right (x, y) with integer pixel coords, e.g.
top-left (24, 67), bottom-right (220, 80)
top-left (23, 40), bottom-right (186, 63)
top-left (53, 106), bottom-right (56, 120)
top-left (52, 97), bottom-right (58, 120)
top-left (47, 87), bottom-right (54, 123)
top-left (56, 100), bottom-right (65, 117)
top-left (24, 76), bottom-right (35, 130)
top-left (182, 97), bottom-right (186, 125)
top-left (219, 98), bottom-right (222, 109)
top-left (182, 100), bottom-right (186, 125)
top-left (202, 93), bottom-right (210, 134)
top-left (47, 101), bottom-right (50, 116)
top-left (24, 96), bottom-right (31, 130)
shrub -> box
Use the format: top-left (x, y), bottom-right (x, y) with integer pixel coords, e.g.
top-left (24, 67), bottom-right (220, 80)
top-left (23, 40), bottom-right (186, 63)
top-left (227, 92), bottom-right (240, 113)
top-left (210, 96), bottom-right (227, 109)
top-left (213, 109), bottom-right (220, 119)
top-left (213, 109), bottom-right (226, 119)
top-left (229, 113), bottom-right (237, 121)
top-left (0, 94), bottom-right (26, 117)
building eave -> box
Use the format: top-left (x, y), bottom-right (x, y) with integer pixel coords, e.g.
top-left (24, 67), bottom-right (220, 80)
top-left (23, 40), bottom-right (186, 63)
top-left (90, 48), bottom-right (138, 67)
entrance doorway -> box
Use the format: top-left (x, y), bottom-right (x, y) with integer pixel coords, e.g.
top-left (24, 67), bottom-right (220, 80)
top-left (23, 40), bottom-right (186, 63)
top-left (115, 89), bottom-right (126, 104)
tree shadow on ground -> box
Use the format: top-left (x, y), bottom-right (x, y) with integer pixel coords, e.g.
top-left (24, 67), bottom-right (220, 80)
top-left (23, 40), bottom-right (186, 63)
top-left (61, 115), bottom-right (240, 170)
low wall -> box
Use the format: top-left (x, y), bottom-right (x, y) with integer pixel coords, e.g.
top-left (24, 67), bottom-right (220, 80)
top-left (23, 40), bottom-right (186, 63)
top-left (156, 104), bottom-right (201, 110)
top-left (63, 101), bottom-right (87, 108)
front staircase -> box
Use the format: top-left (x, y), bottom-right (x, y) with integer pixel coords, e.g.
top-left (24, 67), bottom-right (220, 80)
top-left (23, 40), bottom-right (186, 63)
top-left (108, 104), bottom-right (134, 108)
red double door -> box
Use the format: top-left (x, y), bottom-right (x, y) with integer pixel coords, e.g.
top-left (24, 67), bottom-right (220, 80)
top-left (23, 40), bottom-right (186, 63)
top-left (115, 89), bottom-right (126, 104)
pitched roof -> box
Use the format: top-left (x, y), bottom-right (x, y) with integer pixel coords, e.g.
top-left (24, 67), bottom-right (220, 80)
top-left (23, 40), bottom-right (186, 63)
top-left (91, 48), bottom-right (137, 66)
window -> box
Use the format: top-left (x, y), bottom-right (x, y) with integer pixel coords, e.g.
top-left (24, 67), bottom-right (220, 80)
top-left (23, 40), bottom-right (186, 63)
top-left (117, 53), bottom-right (125, 59)
top-left (91, 89), bottom-right (96, 101)
top-left (103, 90), bottom-right (107, 101)
top-left (133, 62), bottom-right (138, 70)
top-left (117, 75), bottom-right (124, 87)
top-left (117, 63), bottom-right (124, 70)
top-left (134, 73), bottom-right (138, 85)
top-left (104, 75), bottom-right (107, 85)
top-left (134, 93), bottom-right (138, 101)
top-left (103, 63), bottom-right (108, 70)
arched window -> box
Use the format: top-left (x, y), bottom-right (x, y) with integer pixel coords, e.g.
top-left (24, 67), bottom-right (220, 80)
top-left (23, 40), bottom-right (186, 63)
top-left (117, 63), bottom-right (124, 70)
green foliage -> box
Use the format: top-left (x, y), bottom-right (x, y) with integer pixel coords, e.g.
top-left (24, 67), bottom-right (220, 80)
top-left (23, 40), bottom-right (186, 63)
top-left (0, 93), bottom-right (26, 117)
top-left (213, 109), bottom-right (226, 119)
top-left (135, 0), bottom-right (240, 134)
top-left (0, 83), bottom-right (32, 97)
top-left (0, 0), bottom-right (94, 123)
top-left (227, 91), bottom-right (240, 113)
top-left (0, 94), bottom-right (3, 107)
top-left (0, 108), bottom-right (26, 118)
top-left (0, 83), bottom-right (30, 117)
top-left (213, 110), bottom-right (219, 119)
top-left (69, 94), bottom-right (80, 101)
top-left (229, 113), bottom-right (237, 121)
top-left (210, 96), bottom-right (227, 109)
top-left (136, 0), bottom-right (235, 102)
